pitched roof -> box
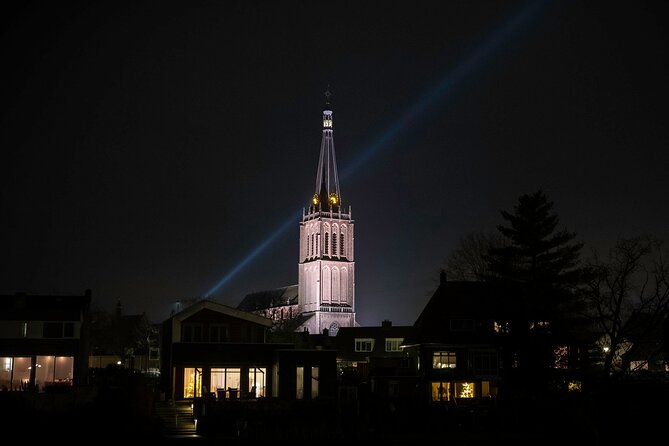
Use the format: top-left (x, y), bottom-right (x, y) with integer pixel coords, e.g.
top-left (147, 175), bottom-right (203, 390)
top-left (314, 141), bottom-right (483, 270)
top-left (237, 284), bottom-right (298, 312)
top-left (169, 298), bottom-right (273, 327)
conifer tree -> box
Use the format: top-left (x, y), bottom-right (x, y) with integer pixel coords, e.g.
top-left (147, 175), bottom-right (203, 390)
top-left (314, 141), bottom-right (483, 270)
top-left (486, 189), bottom-right (592, 359)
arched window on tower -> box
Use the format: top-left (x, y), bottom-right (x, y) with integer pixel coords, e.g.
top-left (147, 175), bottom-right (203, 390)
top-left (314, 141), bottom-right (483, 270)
top-left (310, 233), bottom-right (314, 257)
top-left (332, 231), bottom-right (337, 257)
top-left (340, 233), bottom-right (345, 256)
top-left (325, 233), bottom-right (329, 255)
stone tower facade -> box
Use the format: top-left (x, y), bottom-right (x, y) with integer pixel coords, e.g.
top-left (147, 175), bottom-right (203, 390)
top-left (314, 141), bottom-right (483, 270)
top-left (297, 94), bottom-right (356, 335)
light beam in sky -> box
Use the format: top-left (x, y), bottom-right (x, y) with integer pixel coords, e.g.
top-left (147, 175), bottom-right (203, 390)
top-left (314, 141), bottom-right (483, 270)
top-left (205, 0), bottom-right (548, 298)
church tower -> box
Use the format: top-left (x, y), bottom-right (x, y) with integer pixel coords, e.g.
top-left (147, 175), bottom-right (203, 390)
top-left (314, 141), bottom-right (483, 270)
top-left (297, 90), bottom-right (356, 335)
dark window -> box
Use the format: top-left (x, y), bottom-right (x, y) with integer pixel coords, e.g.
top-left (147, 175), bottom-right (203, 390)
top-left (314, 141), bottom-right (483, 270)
top-left (182, 325), bottom-right (193, 342)
top-left (471, 351), bottom-right (498, 376)
top-left (43, 322), bottom-right (63, 338)
top-left (450, 319), bottom-right (475, 332)
top-left (63, 322), bottom-right (74, 337)
top-left (209, 324), bottom-right (230, 342)
top-left (340, 233), bottom-right (345, 256)
top-left (182, 324), bottom-right (203, 342)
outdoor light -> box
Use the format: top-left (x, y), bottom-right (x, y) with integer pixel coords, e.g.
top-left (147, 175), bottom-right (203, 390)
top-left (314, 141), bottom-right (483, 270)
top-left (117, 361), bottom-right (122, 365)
top-left (603, 346), bottom-right (610, 352)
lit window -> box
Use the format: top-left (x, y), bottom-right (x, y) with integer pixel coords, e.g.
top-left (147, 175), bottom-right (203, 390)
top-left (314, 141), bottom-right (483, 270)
top-left (432, 351), bottom-right (457, 369)
top-left (296, 367), bottom-right (304, 399)
top-left (553, 345), bottom-right (569, 369)
top-left (493, 321), bottom-right (511, 333)
top-left (431, 382), bottom-right (450, 401)
top-left (385, 338), bottom-right (404, 352)
top-left (354, 338), bottom-right (374, 352)
top-left (311, 366), bottom-right (319, 399)
top-left (455, 382), bottom-right (475, 398)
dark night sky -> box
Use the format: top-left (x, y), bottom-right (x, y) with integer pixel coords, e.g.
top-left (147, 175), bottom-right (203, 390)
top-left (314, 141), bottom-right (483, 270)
top-left (2, 1), bottom-right (667, 326)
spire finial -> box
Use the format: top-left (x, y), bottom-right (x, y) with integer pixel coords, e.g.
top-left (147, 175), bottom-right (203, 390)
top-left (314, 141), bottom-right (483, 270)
top-left (324, 85), bottom-right (332, 106)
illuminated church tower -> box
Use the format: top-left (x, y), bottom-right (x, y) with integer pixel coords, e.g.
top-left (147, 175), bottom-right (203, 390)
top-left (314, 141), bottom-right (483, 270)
top-left (297, 90), bottom-right (356, 335)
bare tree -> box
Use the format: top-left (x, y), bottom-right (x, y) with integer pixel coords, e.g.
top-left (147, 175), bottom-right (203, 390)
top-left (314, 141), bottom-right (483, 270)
top-left (444, 230), bottom-right (506, 281)
top-left (586, 236), bottom-right (669, 377)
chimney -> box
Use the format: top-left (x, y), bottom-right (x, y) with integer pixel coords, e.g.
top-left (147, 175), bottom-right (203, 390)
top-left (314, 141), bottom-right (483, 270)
top-left (381, 320), bottom-right (392, 329)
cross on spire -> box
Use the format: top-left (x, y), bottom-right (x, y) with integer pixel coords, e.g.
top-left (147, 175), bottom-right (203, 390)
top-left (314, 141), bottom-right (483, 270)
top-left (324, 85), bottom-right (332, 105)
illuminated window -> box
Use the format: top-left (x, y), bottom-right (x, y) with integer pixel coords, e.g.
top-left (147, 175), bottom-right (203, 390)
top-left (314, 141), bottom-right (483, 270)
top-left (184, 367), bottom-right (203, 398)
top-left (568, 381), bottom-right (582, 392)
top-left (1, 357), bottom-right (12, 391)
top-left (325, 233), bottom-right (329, 255)
top-left (431, 381), bottom-right (451, 401)
top-left (211, 368), bottom-right (240, 399)
top-left (553, 346), bottom-right (569, 369)
top-left (493, 321), bottom-right (511, 333)
top-left (529, 321), bottom-right (550, 330)
top-left (11, 357), bottom-right (30, 391)
top-left (354, 338), bottom-right (374, 352)
top-left (433, 351), bottom-right (457, 369)
top-left (385, 338), bottom-right (404, 352)
top-left (455, 382), bottom-right (475, 398)
top-left (248, 367), bottom-right (266, 398)
top-left (630, 360), bottom-right (649, 370)
top-left (340, 233), bottom-right (345, 256)
top-left (296, 367), bottom-right (304, 399)
top-left (311, 366), bottom-right (319, 399)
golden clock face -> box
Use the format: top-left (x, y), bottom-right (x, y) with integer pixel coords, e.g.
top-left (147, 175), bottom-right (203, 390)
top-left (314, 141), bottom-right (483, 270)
top-left (312, 194), bottom-right (320, 206)
top-left (328, 193), bottom-right (338, 205)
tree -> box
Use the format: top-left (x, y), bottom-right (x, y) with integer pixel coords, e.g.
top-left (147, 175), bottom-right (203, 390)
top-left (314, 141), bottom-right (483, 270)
top-left (482, 189), bottom-right (593, 375)
top-left (444, 230), bottom-right (506, 281)
top-left (486, 189), bottom-right (588, 288)
top-left (586, 236), bottom-right (669, 378)
top-left (485, 190), bottom-right (591, 322)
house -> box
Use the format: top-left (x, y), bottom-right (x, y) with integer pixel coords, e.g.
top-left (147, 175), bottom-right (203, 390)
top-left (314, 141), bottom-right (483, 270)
top-left (403, 277), bottom-right (506, 407)
top-left (159, 298), bottom-right (337, 401)
top-left (0, 290), bottom-right (91, 392)
top-left (88, 299), bottom-right (160, 375)
top-left (335, 320), bottom-right (416, 400)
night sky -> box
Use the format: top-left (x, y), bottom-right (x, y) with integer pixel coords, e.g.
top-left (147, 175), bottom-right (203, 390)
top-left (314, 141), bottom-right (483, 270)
top-left (2, 1), bottom-right (667, 326)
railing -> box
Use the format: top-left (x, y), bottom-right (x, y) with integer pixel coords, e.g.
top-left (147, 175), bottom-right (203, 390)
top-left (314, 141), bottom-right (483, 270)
top-left (303, 210), bottom-right (352, 221)
top-left (319, 305), bottom-right (353, 313)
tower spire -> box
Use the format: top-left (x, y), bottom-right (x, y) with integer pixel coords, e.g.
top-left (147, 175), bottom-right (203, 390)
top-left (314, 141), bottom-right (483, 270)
top-left (312, 87), bottom-right (341, 211)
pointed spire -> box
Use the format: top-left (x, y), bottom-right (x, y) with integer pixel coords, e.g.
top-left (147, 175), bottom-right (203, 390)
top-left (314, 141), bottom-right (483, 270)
top-left (324, 84), bottom-right (332, 106)
top-left (311, 87), bottom-right (341, 211)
